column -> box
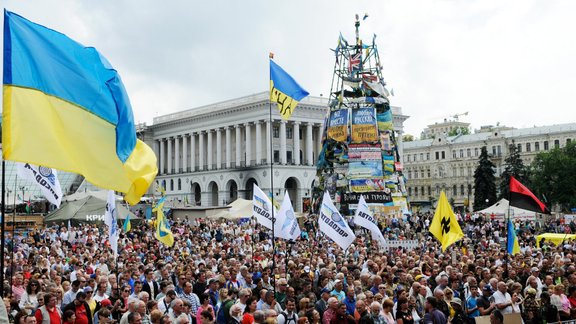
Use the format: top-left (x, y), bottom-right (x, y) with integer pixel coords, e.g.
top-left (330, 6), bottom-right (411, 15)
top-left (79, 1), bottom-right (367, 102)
top-left (255, 121), bottom-right (262, 164)
top-left (306, 122), bottom-right (313, 165)
top-left (245, 123), bottom-right (252, 166)
top-left (207, 130), bottom-right (213, 170)
top-left (182, 135), bottom-right (188, 173)
top-left (190, 133), bottom-right (196, 172)
top-left (167, 137), bottom-right (173, 174)
top-left (159, 139), bottom-right (165, 174)
top-left (280, 120), bottom-right (287, 164)
top-left (315, 125), bottom-right (322, 162)
top-left (225, 127), bottom-right (231, 168)
top-left (293, 122), bottom-right (300, 165)
top-left (174, 136), bottom-right (180, 173)
top-left (199, 132), bottom-right (205, 171)
top-left (235, 125), bottom-right (242, 167)
top-left (397, 130), bottom-right (404, 162)
top-left (216, 128), bottom-right (222, 169)
top-left (266, 120), bottom-right (272, 164)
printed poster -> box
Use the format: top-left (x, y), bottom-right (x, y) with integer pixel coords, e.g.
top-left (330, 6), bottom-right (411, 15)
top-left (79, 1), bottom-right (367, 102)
top-left (351, 107), bottom-right (378, 143)
top-left (327, 109), bottom-right (349, 142)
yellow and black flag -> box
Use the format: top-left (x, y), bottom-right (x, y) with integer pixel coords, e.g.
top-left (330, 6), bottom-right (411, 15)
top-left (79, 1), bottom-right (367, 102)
top-left (270, 59), bottom-right (309, 120)
top-left (429, 190), bottom-right (464, 251)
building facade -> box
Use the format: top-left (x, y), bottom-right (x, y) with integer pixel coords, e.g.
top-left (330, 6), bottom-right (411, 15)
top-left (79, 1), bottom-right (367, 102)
top-left (141, 92), bottom-right (407, 212)
top-left (403, 122), bottom-right (576, 212)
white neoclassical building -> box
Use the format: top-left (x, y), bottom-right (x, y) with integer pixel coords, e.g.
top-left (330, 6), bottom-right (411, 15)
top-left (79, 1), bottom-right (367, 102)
top-left (403, 122), bottom-right (576, 212)
top-left (140, 92), bottom-right (408, 212)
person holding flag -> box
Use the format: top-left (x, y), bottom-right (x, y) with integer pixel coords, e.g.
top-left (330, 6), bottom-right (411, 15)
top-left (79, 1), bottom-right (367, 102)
top-left (429, 191), bottom-right (464, 252)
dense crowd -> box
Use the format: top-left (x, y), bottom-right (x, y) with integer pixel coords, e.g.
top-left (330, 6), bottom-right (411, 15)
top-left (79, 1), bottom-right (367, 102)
top-left (2, 210), bottom-right (576, 324)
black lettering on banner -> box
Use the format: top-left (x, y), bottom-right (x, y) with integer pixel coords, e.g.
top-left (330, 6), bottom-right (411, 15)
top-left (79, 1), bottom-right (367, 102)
top-left (440, 217), bottom-right (450, 235)
top-left (342, 191), bottom-right (392, 204)
top-left (320, 213), bottom-right (349, 237)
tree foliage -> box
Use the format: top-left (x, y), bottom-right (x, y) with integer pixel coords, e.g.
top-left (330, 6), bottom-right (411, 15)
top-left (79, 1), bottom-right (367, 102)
top-left (498, 143), bottom-right (528, 200)
top-left (402, 134), bottom-right (415, 142)
top-left (530, 142), bottom-right (576, 211)
top-left (448, 126), bottom-right (470, 137)
top-left (474, 146), bottom-right (497, 211)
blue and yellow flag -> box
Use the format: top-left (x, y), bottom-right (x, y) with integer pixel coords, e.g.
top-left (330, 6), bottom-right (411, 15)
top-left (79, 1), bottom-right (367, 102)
top-left (507, 219), bottom-right (521, 255)
top-left (152, 197), bottom-right (174, 247)
top-left (2, 11), bottom-right (157, 205)
top-left (429, 191), bottom-right (464, 252)
top-left (270, 60), bottom-right (309, 120)
top-left (123, 214), bottom-right (132, 232)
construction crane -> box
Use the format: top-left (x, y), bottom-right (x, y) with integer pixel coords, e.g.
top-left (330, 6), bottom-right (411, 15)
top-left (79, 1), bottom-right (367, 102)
top-left (427, 111), bottom-right (469, 122)
top-left (450, 111), bottom-right (469, 121)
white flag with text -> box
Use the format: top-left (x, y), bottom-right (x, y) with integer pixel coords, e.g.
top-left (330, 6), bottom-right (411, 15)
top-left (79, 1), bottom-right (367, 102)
top-left (275, 191), bottom-right (301, 240)
top-left (354, 195), bottom-right (386, 247)
top-left (319, 191), bottom-right (355, 250)
top-left (16, 162), bottom-right (63, 207)
top-left (104, 190), bottom-right (119, 259)
top-left (253, 184), bottom-right (277, 230)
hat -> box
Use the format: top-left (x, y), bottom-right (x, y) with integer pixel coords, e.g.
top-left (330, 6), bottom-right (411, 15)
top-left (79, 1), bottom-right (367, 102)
top-left (208, 278), bottom-right (219, 285)
top-left (450, 298), bottom-right (462, 306)
top-left (304, 266), bottom-right (311, 273)
top-left (334, 279), bottom-right (342, 285)
top-left (83, 286), bottom-right (93, 293)
top-left (531, 267), bottom-right (540, 272)
top-left (100, 299), bottom-right (113, 307)
top-left (321, 288), bottom-right (331, 294)
top-left (482, 285), bottom-right (493, 293)
top-left (415, 275), bottom-right (423, 281)
top-left (526, 288), bottom-right (537, 295)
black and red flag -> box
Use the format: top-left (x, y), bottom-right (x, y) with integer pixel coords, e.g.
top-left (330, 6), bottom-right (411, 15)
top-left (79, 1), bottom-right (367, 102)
top-left (509, 176), bottom-right (550, 214)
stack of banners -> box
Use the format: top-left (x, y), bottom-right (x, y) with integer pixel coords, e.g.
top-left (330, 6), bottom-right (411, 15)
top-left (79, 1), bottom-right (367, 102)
top-left (348, 143), bottom-right (385, 192)
top-left (104, 190), bottom-right (119, 259)
top-left (353, 195), bottom-right (386, 247)
top-left (252, 184), bottom-right (277, 230)
top-left (16, 162), bottom-right (63, 207)
top-left (327, 109), bottom-right (349, 142)
top-left (275, 191), bottom-right (302, 240)
top-left (319, 191), bottom-right (356, 250)
top-left (351, 107), bottom-right (378, 143)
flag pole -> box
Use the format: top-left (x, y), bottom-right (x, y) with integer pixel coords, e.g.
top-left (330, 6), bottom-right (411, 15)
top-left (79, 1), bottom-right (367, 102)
top-left (505, 187), bottom-right (512, 280)
top-left (268, 53), bottom-right (277, 296)
top-left (0, 160), bottom-right (5, 298)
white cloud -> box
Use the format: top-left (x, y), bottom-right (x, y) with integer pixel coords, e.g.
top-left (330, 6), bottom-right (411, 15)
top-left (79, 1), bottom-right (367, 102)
top-left (3, 0), bottom-right (575, 136)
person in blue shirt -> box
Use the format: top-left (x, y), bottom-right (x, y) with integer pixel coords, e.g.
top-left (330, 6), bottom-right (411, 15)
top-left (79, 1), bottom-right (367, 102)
top-left (330, 280), bottom-right (346, 301)
top-left (343, 287), bottom-right (356, 316)
top-left (465, 286), bottom-right (480, 320)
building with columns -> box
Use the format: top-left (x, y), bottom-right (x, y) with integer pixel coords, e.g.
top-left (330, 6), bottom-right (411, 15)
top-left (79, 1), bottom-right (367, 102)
top-left (141, 92), bottom-right (408, 212)
top-left (403, 122), bottom-right (576, 212)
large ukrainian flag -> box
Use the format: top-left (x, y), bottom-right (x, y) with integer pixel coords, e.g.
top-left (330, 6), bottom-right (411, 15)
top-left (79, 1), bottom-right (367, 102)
top-left (3, 11), bottom-right (158, 205)
top-left (270, 59), bottom-right (309, 120)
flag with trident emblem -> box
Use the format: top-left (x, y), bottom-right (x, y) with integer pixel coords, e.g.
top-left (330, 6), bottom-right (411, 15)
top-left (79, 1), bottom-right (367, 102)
top-left (429, 190), bottom-right (464, 252)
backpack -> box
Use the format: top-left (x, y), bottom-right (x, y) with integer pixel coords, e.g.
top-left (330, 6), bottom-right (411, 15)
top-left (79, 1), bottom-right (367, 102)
top-left (280, 311), bottom-right (297, 324)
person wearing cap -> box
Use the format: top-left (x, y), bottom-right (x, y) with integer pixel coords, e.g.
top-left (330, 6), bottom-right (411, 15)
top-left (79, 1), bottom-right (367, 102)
top-left (34, 293), bottom-right (62, 324)
top-left (476, 285), bottom-right (496, 316)
top-left (315, 288), bottom-right (331, 318)
top-left (83, 286), bottom-right (98, 319)
top-left (522, 288), bottom-right (541, 323)
top-left (330, 280), bottom-right (345, 302)
top-left (206, 278), bottom-right (220, 308)
top-left (449, 298), bottom-right (465, 324)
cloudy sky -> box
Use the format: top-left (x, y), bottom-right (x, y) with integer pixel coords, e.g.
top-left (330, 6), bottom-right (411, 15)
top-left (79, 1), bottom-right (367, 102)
top-left (3, 0), bottom-right (575, 136)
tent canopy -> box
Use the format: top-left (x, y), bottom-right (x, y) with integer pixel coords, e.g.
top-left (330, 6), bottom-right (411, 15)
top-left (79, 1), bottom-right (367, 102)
top-left (44, 190), bottom-right (136, 226)
top-left (476, 198), bottom-right (537, 221)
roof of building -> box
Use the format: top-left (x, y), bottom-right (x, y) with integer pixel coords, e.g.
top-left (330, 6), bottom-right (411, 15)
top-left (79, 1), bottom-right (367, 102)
top-left (404, 123), bottom-right (576, 149)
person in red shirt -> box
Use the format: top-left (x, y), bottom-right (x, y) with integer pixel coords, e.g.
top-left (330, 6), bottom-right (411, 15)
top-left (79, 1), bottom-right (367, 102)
top-left (62, 291), bottom-right (92, 324)
top-left (35, 293), bottom-right (62, 324)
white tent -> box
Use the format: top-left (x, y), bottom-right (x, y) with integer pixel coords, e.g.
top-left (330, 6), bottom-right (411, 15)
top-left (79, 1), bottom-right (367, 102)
top-left (476, 198), bottom-right (537, 221)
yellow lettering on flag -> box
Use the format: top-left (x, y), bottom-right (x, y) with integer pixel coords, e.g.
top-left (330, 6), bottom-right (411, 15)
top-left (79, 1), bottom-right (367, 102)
top-left (429, 191), bottom-right (464, 251)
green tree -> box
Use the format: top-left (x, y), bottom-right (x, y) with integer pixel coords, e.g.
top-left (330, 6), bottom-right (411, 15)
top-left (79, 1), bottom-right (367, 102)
top-left (402, 134), bottom-right (415, 142)
top-left (448, 126), bottom-right (470, 136)
top-left (474, 146), bottom-right (497, 211)
top-left (498, 143), bottom-right (528, 200)
top-left (530, 142), bottom-right (576, 211)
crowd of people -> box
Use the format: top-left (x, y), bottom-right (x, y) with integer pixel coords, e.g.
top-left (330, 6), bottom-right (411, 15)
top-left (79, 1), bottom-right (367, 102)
top-left (2, 210), bottom-right (576, 324)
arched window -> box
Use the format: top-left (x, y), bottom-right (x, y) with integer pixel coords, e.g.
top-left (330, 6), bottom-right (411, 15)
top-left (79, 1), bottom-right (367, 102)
top-left (178, 179), bottom-right (182, 190)
top-left (170, 179), bottom-right (174, 191)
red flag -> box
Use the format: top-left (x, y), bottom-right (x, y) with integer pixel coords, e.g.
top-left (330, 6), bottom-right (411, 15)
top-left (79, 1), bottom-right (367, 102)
top-left (509, 176), bottom-right (549, 214)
